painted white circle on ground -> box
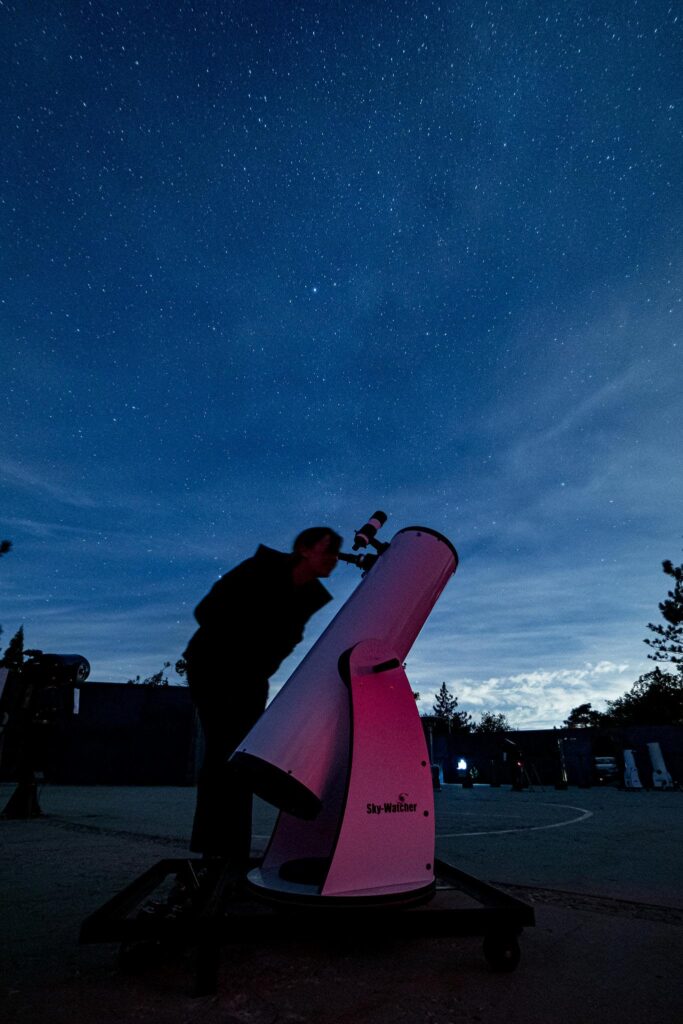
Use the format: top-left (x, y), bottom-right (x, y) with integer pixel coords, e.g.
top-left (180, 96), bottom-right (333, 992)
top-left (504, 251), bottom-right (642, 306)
top-left (437, 802), bottom-right (593, 838)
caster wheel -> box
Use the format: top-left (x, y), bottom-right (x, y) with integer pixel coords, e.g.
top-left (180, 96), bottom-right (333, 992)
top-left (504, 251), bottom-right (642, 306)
top-left (482, 933), bottom-right (521, 972)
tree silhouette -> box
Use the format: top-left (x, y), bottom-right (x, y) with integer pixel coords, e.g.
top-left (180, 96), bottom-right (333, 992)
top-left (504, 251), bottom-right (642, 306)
top-left (644, 559), bottom-right (683, 671)
top-left (127, 661), bottom-right (172, 687)
top-left (0, 540), bottom-right (12, 641)
top-left (0, 626), bottom-right (25, 673)
top-left (431, 682), bottom-right (472, 732)
top-left (432, 681), bottom-right (456, 720)
top-left (604, 667), bottom-right (683, 725)
top-left (127, 659), bottom-right (189, 687)
top-left (474, 711), bottom-right (511, 733)
top-left (563, 702), bottom-right (605, 728)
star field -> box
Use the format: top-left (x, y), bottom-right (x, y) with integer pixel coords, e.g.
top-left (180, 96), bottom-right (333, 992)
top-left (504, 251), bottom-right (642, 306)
top-left (1, 1), bottom-right (681, 727)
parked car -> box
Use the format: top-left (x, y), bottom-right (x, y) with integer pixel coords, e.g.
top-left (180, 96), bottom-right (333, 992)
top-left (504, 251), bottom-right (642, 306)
top-left (594, 755), bottom-right (620, 785)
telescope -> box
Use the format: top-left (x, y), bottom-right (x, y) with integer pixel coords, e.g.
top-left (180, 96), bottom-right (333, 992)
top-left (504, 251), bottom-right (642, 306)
top-left (231, 513), bottom-right (458, 905)
top-left (78, 517), bottom-right (536, 985)
top-left (1, 652), bottom-right (90, 819)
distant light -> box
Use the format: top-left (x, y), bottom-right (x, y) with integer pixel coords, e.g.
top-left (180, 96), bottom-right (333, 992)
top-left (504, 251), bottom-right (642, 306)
top-left (457, 758), bottom-right (467, 770)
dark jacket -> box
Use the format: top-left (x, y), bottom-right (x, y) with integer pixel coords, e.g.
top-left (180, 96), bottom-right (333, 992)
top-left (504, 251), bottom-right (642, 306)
top-left (184, 545), bottom-right (332, 682)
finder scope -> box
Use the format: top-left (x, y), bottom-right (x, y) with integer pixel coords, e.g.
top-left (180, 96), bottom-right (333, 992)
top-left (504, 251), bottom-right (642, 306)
top-left (352, 510), bottom-right (388, 550)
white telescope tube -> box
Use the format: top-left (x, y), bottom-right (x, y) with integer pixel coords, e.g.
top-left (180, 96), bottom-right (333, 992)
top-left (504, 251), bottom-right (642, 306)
top-left (647, 741), bottom-right (673, 789)
top-left (623, 749), bottom-right (643, 789)
top-left (231, 527), bottom-right (457, 817)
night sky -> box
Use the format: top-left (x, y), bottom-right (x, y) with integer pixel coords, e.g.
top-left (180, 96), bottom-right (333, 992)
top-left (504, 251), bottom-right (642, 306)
top-left (2, 1), bottom-right (681, 728)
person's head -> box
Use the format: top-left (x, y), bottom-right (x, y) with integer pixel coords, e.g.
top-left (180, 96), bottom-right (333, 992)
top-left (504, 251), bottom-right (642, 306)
top-left (292, 526), bottom-right (342, 580)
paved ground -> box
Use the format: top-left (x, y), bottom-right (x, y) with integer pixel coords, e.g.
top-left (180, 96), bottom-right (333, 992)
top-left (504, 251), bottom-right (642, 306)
top-left (2, 782), bottom-right (682, 1023)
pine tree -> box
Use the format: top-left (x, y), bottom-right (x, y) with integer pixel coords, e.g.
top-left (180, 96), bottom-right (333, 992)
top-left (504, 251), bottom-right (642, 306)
top-left (431, 682), bottom-right (472, 732)
top-left (644, 559), bottom-right (683, 671)
top-left (0, 539), bottom-right (12, 641)
top-left (432, 681), bottom-right (456, 721)
top-left (0, 625), bottom-right (24, 673)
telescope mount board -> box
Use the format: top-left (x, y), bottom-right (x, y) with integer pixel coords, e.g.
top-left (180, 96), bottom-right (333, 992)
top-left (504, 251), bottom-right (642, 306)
top-left (79, 855), bottom-right (535, 996)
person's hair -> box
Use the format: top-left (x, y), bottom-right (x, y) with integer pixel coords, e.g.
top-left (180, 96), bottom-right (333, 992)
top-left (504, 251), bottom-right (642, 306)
top-left (292, 526), bottom-right (342, 557)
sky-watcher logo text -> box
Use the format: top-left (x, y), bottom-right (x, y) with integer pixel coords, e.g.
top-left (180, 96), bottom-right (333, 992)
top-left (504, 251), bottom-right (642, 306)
top-left (366, 801), bottom-right (418, 814)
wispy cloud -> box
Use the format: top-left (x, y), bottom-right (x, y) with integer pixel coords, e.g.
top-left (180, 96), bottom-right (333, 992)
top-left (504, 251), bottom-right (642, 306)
top-left (0, 459), bottom-right (102, 509)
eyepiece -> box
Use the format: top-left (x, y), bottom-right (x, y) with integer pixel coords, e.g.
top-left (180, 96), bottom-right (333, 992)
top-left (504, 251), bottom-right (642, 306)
top-left (337, 551), bottom-right (362, 565)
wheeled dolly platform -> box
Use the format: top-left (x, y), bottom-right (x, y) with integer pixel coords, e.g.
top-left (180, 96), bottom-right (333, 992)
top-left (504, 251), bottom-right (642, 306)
top-left (80, 856), bottom-right (535, 996)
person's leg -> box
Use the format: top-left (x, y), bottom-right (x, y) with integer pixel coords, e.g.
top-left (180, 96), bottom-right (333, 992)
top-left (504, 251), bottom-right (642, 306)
top-left (190, 709), bottom-right (253, 861)
top-left (188, 672), bottom-right (268, 863)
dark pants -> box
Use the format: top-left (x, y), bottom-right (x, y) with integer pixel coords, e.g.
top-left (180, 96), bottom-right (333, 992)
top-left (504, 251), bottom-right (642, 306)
top-left (188, 665), bottom-right (268, 862)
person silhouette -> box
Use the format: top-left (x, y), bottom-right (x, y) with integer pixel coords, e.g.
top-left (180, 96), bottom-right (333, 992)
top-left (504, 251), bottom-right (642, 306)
top-left (184, 526), bottom-right (342, 864)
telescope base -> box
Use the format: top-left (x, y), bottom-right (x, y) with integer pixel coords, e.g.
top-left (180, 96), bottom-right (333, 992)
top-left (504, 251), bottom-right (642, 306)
top-left (79, 856), bottom-right (535, 996)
